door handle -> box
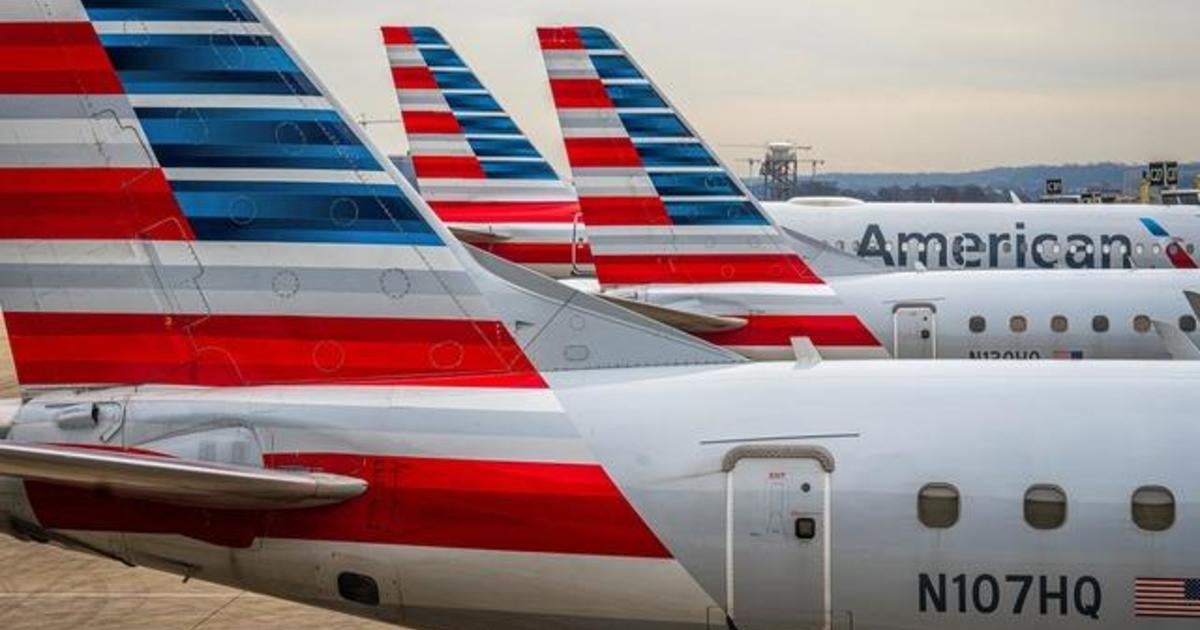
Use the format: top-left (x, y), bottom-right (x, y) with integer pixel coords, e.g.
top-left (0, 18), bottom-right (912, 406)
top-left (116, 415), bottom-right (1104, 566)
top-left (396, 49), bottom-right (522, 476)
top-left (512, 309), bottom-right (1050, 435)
top-left (795, 517), bottom-right (816, 540)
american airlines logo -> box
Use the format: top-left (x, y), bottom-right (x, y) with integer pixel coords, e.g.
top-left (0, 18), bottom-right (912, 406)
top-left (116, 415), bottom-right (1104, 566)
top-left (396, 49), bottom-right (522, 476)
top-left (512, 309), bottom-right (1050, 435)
top-left (857, 223), bottom-right (1134, 269)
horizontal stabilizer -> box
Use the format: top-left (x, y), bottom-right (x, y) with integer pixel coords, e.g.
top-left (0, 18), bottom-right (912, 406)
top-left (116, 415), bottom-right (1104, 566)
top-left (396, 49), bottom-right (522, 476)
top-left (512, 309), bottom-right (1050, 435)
top-left (780, 226), bottom-right (893, 277)
top-left (0, 443), bottom-right (366, 510)
top-left (1152, 320), bottom-right (1200, 360)
top-left (449, 226), bottom-right (514, 244)
top-left (594, 294), bottom-right (747, 334)
top-left (1186, 291), bottom-right (1200, 319)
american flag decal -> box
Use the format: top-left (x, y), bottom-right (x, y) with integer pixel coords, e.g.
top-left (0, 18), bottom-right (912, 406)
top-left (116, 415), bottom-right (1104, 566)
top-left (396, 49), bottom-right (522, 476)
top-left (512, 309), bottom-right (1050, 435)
top-left (1135, 577), bottom-right (1200, 617)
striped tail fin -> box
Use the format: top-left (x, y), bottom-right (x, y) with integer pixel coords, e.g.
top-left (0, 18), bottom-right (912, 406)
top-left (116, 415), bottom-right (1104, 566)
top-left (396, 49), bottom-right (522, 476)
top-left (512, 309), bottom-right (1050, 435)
top-left (537, 26), bottom-right (822, 288)
top-left (0, 2), bottom-right (737, 392)
top-left (0, 0), bottom-right (549, 390)
top-left (538, 27), bottom-right (886, 359)
top-left (382, 26), bottom-right (591, 278)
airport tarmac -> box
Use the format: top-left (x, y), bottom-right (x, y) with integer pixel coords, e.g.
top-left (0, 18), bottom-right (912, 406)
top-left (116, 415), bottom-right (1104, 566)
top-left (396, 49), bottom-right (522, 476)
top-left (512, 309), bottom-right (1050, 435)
top-left (0, 326), bottom-right (391, 629)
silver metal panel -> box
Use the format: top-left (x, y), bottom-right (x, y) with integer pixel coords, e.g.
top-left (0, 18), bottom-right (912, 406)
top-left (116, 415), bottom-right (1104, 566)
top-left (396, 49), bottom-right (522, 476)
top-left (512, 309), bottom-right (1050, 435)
top-left (893, 305), bottom-right (935, 359)
top-left (729, 457), bottom-right (828, 630)
top-left (0, 442), bottom-right (366, 509)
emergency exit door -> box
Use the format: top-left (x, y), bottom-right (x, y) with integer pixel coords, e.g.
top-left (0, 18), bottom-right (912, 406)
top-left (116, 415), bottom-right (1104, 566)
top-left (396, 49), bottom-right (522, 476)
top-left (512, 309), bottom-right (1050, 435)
top-left (893, 305), bottom-right (936, 359)
top-left (727, 456), bottom-right (829, 630)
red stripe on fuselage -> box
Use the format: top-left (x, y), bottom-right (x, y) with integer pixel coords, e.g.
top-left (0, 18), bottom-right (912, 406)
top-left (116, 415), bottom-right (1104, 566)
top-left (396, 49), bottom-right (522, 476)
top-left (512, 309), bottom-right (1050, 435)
top-left (413, 155), bottom-right (485, 179)
top-left (431, 200), bottom-right (581, 224)
top-left (472, 241), bottom-right (594, 266)
top-left (593, 254), bottom-right (823, 285)
top-left (0, 168), bottom-right (191, 239)
top-left (24, 454), bottom-right (671, 558)
top-left (4, 312), bottom-right (544, 388)
top-left (1166, 242), bottom-right (1198, 269)
top-left (698, 314), bottom-right (879, 348)
top-left (0, 22), bottom-right (123, 94)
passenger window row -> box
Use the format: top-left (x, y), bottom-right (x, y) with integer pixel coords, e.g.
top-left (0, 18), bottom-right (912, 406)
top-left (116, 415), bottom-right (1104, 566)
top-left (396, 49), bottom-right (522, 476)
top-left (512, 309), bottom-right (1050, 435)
top-left (966, 314), bottom-right (1197, 334)
top-left (918, 483), bottom-right (1175, 532)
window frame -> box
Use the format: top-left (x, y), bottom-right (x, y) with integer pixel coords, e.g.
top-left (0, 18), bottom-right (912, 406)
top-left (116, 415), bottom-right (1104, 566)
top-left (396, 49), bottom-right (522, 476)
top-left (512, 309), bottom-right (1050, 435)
top-left (1092, 315), bottom-right (1110, 333)
top-left (918, 482), bottom-right (961, 529)
top-left (1009, 315), bottom-right (1028, 333)
top-left (1050, 315), bottom-right (1069, 333)
top-left (968, 315), bottom-right (986, 334)
top-left (1131, 485), bottom-right (1175, 532)
top-left (1024, 484), bottom-right (1068, 530)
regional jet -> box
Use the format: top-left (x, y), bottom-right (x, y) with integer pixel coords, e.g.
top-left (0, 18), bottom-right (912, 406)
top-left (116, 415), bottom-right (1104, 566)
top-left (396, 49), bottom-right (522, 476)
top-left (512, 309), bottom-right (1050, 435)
top-left (2, 5), bottom-right (1200, 630)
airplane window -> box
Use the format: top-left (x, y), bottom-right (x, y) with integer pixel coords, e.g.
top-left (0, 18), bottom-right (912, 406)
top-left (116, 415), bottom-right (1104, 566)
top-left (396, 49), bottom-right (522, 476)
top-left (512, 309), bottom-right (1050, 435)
top-left (852, 240), bottom-right (860, 251)
top-left (1024, 485), bottom-right (1067, 530)
top-left (337, 572), bottom-right (380, 606)
top-left (1052, 243), bottom-right (1061, 254)
top-left (1051, 315), bottom-right (1068, 333)
top-left (1003, 242), bottom-right (1012, 254)
top-left (1133, 315), bottom-right (1152, 334)
top-left (1180, 315), bottom-right (1197, 333)
top-left (1085, 244), bottom-right (1094, 254)
top-left (1101, 244), bottom-right (1111, 255)
top-left (1092, 315), bottom-right (1109, 333)
top-left (1135, 243), bottom-right (1145, 255)
top-left (1152, 244), bottom-right (1162, 256)
top-left (1131, 486), bottom-right (1175, 532)
top-left (836, 240), bottom-right (845, 251)
top-left (1009, 315), bottom-right (1028, 333)
top-left (918, 483), bottom-right (960, 528)
top-left (1188, 244), bottom-right (1195, 255)
top-left (885, 241), bottom-right (893, 252)
top-left (968, 316), bottom-right (986, 334)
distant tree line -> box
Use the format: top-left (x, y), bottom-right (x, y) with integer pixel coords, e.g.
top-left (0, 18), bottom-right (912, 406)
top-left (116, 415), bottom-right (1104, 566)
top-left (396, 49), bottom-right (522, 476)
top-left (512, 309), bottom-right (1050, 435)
top-left (787, 180), bottom-right (1011, 203)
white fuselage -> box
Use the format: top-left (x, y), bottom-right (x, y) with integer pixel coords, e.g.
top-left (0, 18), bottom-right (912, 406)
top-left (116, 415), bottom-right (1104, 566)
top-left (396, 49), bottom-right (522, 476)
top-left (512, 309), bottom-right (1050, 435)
top-left (833, 268), bottom-right (1200, 360)
top-left (764, 202), bottom-right (1200, 271)
top-left (610, 268), bottom-right (1200, 360)
top-left (4, 360), bottom-right (1199, 629)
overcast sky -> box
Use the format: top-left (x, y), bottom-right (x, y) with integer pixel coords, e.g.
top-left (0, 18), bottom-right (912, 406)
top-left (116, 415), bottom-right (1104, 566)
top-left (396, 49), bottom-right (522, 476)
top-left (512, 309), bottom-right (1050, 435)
top-left (261, 0), bottom-right (1200, 174)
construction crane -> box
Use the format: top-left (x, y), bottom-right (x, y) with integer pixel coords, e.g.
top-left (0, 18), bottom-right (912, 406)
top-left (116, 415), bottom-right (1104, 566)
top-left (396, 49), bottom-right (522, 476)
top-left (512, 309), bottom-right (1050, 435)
top-left (800, 158), bottom-right (826, 179)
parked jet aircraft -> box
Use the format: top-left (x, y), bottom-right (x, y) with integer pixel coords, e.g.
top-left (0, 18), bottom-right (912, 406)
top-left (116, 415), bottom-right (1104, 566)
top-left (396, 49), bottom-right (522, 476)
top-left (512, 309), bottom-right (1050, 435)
top-left (3, 5), bottom-right (1200, 630)
top-left (384, 28), bottom-right (1200, 279)
top-left (537, 26), bottom-right (1200, 359)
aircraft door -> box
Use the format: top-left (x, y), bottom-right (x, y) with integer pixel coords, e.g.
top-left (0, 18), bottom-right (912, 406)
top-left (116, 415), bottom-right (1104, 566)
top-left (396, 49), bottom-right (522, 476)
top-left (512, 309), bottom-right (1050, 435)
top-left (727, 453), bottom-right (830, 630)
top-left (893, 305), bottom-right (936, 359)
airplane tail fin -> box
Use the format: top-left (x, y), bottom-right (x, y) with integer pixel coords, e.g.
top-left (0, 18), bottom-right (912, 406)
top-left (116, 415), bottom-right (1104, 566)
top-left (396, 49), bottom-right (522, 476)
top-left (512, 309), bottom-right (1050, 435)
top-left (382, 26), bottom-right (590, 277)
top-left (537, 27), bottom-right (822, 288)
top-left (0, 2), bottom-right (735, 392)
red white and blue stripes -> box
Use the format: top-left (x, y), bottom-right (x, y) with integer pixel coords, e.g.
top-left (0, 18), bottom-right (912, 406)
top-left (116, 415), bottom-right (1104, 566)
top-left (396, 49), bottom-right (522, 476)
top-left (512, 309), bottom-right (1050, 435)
top-left (539, 27), bottom-right (820, 287)
top-left (0, 0), bottom-right (543, 389)
top-left (539, 27), bottom-right (883, 358)
top-left (0, 8), bottom-right (716, 627)
top-left (383, 26), bottom-right (590, 277)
